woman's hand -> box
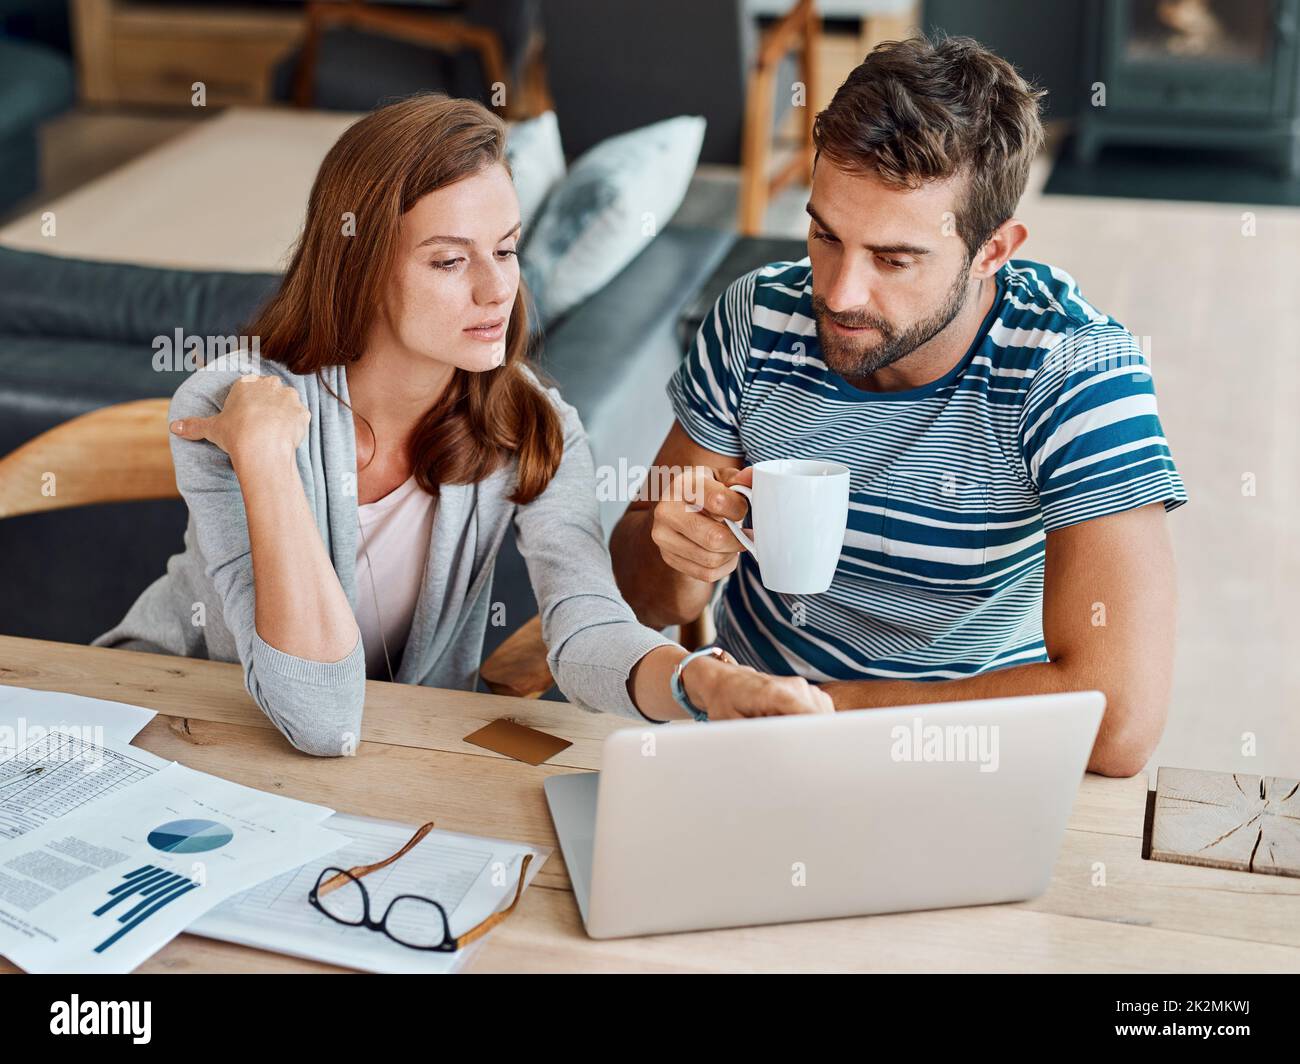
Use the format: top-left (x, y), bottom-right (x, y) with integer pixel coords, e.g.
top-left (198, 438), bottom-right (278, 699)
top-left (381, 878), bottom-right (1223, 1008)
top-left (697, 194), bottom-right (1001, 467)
top-left (170, 374), bottom-right (310, 470)
top-left (682, 653), bottom-right (834, 720)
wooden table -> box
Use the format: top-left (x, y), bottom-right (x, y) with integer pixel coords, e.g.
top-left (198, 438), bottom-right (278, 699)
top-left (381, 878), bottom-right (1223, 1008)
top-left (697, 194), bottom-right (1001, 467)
top-left (1, 635), bottom-right (1297, 973)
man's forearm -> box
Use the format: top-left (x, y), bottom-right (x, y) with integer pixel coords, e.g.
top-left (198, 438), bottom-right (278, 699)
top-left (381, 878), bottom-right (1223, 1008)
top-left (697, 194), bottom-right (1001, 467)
top-left (822, 659), bottom-right (1165, 778)
top-left (610, 509), bottom-right (716, 629)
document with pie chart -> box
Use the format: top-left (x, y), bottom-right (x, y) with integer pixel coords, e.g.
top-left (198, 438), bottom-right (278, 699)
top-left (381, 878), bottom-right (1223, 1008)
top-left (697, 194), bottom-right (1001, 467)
top-left (0, 761), bottom-right (346, 973)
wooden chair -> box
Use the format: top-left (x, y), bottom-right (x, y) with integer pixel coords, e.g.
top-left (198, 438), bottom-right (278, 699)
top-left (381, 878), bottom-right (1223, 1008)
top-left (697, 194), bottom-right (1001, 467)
top-left (0, 399), bottom-right (689, 700)
top-left (0, 399), bottom-right (178, 519)
top-left (291, 1), bottom-right (530, 117)
top-left (738, 0), bottom-right (820, 236)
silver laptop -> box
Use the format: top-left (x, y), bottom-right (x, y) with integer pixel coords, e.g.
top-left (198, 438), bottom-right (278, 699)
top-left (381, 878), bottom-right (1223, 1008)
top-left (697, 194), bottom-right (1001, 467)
top-left (544, 691), bottom-right (1104, 939)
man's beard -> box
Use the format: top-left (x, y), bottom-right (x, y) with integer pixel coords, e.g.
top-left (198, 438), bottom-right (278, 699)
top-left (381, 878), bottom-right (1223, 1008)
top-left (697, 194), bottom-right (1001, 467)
top-left (812, 263), bottom-right (973, 382)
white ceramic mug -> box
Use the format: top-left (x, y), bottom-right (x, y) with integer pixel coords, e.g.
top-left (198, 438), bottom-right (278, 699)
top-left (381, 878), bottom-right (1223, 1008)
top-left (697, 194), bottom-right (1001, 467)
top-left (723, 459), bottom-right (851, 594)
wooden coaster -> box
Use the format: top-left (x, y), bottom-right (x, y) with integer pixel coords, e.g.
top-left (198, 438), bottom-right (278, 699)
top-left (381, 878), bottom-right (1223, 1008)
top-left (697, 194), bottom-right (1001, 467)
top-left (1150, 767), bottom-right (1300, 878)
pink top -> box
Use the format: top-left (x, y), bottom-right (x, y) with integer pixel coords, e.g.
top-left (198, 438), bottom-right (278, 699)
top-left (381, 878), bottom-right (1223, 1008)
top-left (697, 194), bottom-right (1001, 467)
top-left (355, 474), bottom-right (437, 680)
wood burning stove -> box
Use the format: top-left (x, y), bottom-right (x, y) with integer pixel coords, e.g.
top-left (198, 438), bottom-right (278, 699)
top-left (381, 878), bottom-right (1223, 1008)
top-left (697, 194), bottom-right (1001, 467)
top-left (1075, 0), bottom-right (1300, 177)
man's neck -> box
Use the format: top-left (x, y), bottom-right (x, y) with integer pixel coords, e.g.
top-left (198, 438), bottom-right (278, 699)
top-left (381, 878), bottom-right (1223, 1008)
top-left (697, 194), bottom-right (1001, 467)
top-left (849, 276), bottom-right (996, 393)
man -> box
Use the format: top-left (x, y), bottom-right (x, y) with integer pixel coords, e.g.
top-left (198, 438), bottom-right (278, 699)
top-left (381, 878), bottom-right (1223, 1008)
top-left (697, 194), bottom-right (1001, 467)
top-left (610, 36), bottom-right (1187, 777)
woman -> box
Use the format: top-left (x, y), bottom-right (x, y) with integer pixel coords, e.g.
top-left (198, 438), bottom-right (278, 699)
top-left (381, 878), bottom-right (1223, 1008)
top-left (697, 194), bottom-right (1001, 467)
top-left (95, 94), bottom-right (831, 755)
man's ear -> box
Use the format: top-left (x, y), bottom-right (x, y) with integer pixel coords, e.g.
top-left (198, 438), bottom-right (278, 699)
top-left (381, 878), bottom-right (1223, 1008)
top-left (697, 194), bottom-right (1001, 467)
top-left (972, 219), bottom-right (1028, 279)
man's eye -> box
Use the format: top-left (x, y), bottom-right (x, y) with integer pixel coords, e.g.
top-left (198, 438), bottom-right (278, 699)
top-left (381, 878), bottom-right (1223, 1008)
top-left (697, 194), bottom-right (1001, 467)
top-left (432, 257), bottom-right (465, 270)
top-left (880, 257), bottom-right (910, 270)
top-left (812, 229), bottom-right (838, 244)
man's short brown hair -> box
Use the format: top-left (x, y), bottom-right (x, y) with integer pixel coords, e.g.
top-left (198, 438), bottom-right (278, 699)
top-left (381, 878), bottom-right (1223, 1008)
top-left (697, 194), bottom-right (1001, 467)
top-left (813, 35), bottom-right (1045, 259)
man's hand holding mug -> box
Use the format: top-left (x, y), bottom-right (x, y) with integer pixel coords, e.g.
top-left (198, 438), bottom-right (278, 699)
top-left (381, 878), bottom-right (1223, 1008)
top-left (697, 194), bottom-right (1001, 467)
top-left (652, 460), bottom-right (851, 594)
top-left (649, 465), bottom-right (753, 584)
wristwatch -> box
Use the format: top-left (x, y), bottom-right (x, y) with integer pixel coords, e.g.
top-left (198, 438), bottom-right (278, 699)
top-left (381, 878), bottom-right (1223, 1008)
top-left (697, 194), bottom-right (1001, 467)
top-left (670, 645), bottom-right (734, 722)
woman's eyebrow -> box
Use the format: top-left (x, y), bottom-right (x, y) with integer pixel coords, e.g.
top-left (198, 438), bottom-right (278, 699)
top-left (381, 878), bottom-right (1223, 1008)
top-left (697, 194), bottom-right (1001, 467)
top-left (417, 222), bottom-right (521, 249)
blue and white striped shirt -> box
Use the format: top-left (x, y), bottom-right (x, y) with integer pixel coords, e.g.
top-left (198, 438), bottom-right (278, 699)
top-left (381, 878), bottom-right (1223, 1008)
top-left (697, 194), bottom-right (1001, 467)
top-left (667, 257), bottom-right (1187, 682)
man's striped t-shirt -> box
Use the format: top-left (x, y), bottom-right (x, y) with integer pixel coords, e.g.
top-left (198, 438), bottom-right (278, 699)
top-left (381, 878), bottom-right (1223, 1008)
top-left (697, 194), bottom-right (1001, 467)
top-left (666, 257), bottom-right (1188, 682)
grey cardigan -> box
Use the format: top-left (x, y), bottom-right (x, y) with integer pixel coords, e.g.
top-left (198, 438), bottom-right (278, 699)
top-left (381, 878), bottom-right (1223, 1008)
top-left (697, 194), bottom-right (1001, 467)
top-left (94, 357), bottom-right (675, 755)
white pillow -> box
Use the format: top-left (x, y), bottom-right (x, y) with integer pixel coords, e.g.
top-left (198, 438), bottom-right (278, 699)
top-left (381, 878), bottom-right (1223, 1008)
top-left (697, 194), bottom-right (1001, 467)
top-left (505, 111), bottom-right (566, 234)
top-left (521, 115), bottom-right (706, 326)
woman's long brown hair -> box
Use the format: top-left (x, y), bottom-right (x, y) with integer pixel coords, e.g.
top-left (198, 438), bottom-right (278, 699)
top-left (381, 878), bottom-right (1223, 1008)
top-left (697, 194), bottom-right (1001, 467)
top-left (244, 93), bottom-right (562, 504)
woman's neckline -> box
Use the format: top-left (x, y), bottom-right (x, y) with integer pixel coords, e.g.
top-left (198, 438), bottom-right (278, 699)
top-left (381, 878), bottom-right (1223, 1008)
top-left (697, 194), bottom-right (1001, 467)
top-left (357, 473), bottom-right (422, 514)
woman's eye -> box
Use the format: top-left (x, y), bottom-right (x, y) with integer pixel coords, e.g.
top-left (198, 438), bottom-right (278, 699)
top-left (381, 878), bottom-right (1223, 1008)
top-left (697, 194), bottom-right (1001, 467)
top-left (496, 248), bottom-right (519, 260)
top-left (432, 257), bottom-right (465, 271)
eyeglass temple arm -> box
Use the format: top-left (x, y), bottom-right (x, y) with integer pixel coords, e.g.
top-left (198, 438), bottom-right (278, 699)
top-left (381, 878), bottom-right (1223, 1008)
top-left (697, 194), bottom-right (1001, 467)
top-left (317, 821), bottom-right (438, 897)
top-left (455, 853), bottom-right (534, 950)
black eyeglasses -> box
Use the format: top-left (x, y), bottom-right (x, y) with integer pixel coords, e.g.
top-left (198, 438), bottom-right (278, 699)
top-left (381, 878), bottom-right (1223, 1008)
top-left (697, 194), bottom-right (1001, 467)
top-left (308, 821), bottom-right (533, 951)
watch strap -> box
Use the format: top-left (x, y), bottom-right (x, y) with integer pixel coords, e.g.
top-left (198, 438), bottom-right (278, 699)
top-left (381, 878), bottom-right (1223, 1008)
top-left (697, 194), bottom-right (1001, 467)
top-left (670, 645), bottom-right (729, 722)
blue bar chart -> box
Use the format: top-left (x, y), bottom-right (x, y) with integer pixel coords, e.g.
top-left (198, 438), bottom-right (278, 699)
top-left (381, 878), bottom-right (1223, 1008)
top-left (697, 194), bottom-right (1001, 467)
top-left (93, 864), bottom-right (199, 954)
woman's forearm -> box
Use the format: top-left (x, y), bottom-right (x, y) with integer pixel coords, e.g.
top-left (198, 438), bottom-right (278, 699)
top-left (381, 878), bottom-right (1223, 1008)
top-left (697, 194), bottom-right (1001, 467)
top-left (627, 646), bottom-right (834, 722)
top-left (628, 645), bottom-right (693, 722)
top-left (232, 445), bottom-right (359, 663)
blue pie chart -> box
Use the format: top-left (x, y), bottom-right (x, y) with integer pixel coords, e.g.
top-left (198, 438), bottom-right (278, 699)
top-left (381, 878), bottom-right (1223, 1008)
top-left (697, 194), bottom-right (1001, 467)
top-left (147, 819), bottom-right (234, 854)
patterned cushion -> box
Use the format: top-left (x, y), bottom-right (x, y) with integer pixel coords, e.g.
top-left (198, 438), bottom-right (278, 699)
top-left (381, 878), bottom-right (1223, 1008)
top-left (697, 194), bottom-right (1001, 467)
top-left (521, 115), bottom-right (705, 326)
top-left (506, 110), bottom-right (566, 234)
